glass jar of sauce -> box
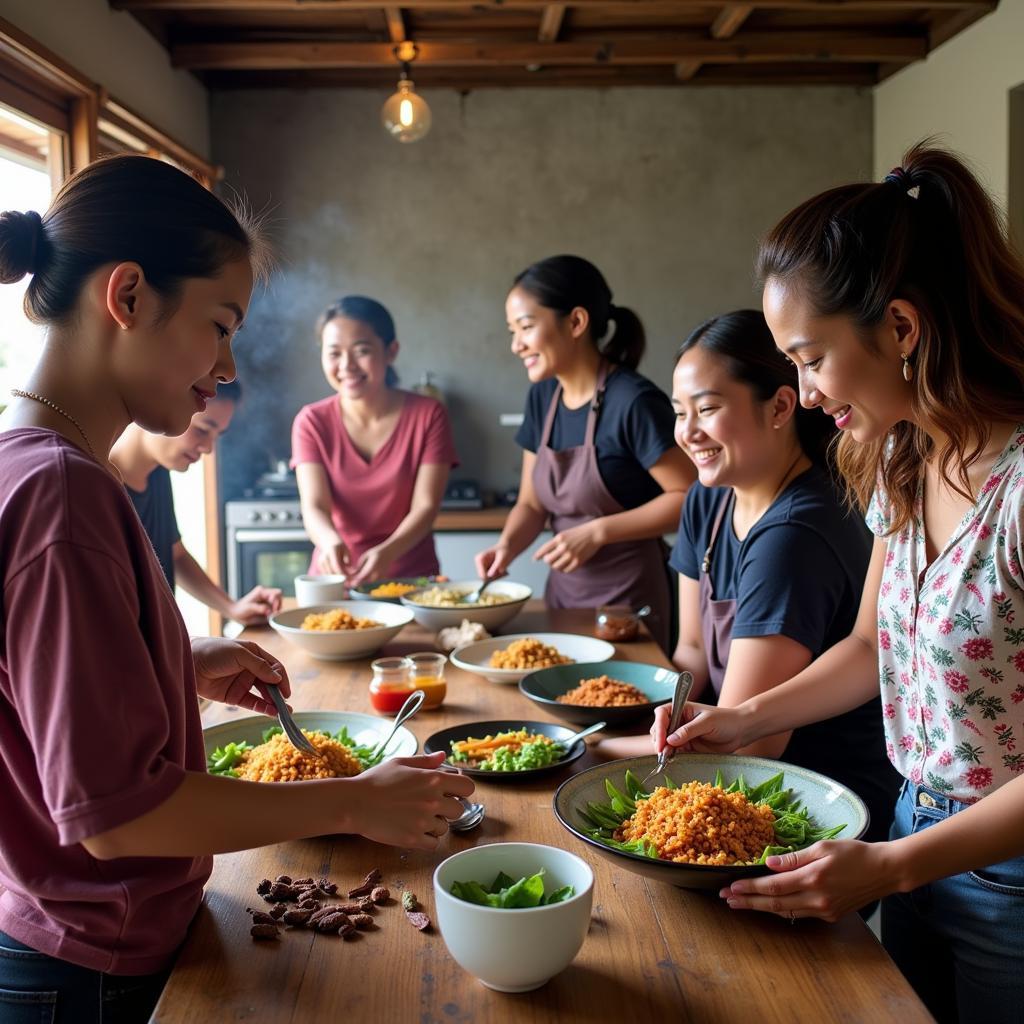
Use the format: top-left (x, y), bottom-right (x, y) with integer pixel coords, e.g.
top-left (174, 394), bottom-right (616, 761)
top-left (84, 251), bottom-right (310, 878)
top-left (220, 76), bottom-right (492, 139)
top-left (368, 654), bottom-right (447, 714)
top-left (595, 605), bottom-right (641, 642)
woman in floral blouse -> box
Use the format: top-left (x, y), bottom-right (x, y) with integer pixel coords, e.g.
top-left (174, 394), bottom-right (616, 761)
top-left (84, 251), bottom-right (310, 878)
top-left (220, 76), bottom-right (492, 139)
top-left (655, 142), bottom-right (1024, 1024)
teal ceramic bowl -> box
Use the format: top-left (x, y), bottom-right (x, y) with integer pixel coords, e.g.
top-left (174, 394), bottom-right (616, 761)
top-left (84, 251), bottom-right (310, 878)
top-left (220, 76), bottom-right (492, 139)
top-left (518, 660), bottom-right (676, 726)
top-left (553, 754), bottom-right (869, 890)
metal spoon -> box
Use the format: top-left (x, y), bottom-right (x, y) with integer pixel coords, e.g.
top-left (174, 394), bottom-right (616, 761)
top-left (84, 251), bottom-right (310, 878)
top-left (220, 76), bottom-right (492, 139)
top-left (638, 670), bottom-right (693, 789)
top-left (368, 688), bottom-right (426, 761)
top-left (564, 721), bottom-right (608, 747)
top-left (463, 577), bottom-right (495, 605)
top-left (449, 798), bottom-right (486, 832)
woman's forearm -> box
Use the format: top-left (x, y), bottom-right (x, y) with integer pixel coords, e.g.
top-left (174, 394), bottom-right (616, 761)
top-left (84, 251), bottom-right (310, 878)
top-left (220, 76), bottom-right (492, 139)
top-left (888, 774), bottom-right (1024, 893)
top-left (301, 504), bottom-right (342, 553)
top-left (594, 490), bottom-right (685, 546)
top-left (81, 770), bottom-right (361, 859)
top-left (737, 631), bottom-right (880, 744)
top-left (379, 503), bottom-right (438, 563)
top-left (495, 502), bottom-right (547, 563)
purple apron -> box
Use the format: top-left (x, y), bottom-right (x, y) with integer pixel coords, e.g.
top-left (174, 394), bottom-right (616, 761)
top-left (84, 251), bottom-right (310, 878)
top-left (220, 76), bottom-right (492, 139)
top-left (532, 361), bottom-right (671, 650)
top-left (699, 491), bottom-right (736, 695)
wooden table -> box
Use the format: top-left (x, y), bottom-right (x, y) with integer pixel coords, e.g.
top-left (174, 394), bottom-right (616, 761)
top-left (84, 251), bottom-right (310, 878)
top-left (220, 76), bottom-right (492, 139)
top-left (154, 606), bottom-right (933, 1024)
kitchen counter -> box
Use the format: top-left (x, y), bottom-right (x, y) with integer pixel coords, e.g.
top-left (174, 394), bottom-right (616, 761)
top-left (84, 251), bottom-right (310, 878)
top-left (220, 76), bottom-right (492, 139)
top-left (435, 508), bottom-right (510, 531)
top-left (155, 606), bottom-right (930, 1024)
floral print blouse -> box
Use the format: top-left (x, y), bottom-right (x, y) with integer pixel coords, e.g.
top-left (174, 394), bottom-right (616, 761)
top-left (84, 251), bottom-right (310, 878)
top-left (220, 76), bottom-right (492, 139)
top-left (866, 427), bottom-right (1024, 802)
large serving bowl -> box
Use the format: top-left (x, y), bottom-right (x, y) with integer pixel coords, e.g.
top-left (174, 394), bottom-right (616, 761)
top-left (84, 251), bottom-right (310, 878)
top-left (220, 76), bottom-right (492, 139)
top-left (519, 660), bottom-right (677, 726)
top-left (269, 600), bottom-right (413, 661)
top-left (434, 842), bottom-right (594, 992)
top-left (203, 709), bottom-right (418, 763)
top-left (348, 576), bottom-right (443, 604)
top-left (450, 633), bottom-right (615, 685)
top-left (400, 580), bottom-right (532, 631)
top-left (554, 754), bottom-right (869, 891)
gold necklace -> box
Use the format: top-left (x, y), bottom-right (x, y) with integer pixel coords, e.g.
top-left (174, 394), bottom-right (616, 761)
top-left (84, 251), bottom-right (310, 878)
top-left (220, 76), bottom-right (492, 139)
top-left (10, 389), bottom-right (98, 461)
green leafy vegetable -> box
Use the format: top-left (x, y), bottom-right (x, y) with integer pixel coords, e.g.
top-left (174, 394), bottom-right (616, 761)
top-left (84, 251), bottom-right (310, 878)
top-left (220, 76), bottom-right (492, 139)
top-left (449, 869), bottom-right (576, 908)
top-left (578, 769), bottom-right (846, 866)
top-left (449, 735), bottom-right (566, 772)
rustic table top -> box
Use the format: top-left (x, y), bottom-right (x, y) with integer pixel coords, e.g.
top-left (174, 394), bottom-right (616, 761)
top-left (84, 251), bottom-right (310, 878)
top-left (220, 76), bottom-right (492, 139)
top-left (153, 605), bottom-right (932, 1024)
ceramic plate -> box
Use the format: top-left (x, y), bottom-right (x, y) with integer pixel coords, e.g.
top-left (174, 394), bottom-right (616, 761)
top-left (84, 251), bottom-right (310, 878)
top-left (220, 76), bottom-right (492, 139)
top-left (423, 719), bottom-right (588, 781)
top-left (203, 709), bottom-right (418, 766)
top-left (269, 601), bottom-right (413, 661)
top-left (553, 753), bottom-right (869, 890)
top-left (450, 633), bottom-right (616, 684)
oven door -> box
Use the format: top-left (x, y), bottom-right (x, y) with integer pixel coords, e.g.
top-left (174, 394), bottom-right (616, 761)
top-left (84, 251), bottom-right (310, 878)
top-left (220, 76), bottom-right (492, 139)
top-left (228, 528), bottom-right (314, 598)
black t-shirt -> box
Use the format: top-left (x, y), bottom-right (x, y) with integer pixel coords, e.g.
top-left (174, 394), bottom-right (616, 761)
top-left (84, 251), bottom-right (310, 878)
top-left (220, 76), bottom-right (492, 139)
top-left (514, 366), bottom-right (676, 510)
top-left (671, 466), bottom-right (900, 841)
top-left (127, 466), bottom-right (181, 591)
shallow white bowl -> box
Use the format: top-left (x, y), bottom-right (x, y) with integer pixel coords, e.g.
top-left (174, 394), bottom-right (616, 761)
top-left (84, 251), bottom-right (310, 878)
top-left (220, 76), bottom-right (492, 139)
top-left (294, 574), bottom-right (348, 605)
top-left (434, 842), bottom-right (594, 993)
top-left (269, 601), bottom-right (413, 661)
top-left (401, 580), bottom-right (532, 631)
top-left (449, 633), bottom-right (616, 684)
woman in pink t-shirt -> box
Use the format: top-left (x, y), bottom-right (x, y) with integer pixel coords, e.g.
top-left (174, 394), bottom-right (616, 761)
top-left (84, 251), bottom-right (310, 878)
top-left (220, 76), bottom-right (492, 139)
top-left (292, 296), bottom-right (458, 586)
top-left (0, 158), bottom-right (472, 1022)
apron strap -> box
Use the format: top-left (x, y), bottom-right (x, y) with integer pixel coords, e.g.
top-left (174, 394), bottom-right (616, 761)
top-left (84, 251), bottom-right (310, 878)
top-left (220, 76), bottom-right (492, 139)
top-left (701, 491), bottom-right (733, 576)
top-left (584, 360), bottom-right (611, 447)
top-left (538, 382), bottom-right (563, 449)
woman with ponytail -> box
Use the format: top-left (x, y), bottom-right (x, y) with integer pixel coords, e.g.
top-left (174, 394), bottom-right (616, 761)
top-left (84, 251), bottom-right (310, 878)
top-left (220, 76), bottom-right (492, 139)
top-left (598, 310), bottom-right (899, 867)
top-left (475, 255), bottom-right (694, 648)
top-left (655, 144), bottom-right (1024, 1023)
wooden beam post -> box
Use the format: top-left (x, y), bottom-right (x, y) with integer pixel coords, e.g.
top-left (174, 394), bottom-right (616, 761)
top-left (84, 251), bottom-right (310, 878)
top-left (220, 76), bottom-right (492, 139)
top-left (710, 5), bottom-right (754, 39)
top-left (674, 59), bottom-right (701, 80)
top-left (384, 7), bottom-right (407, 43)
top-left (538, 4), bottom-right (566, 43)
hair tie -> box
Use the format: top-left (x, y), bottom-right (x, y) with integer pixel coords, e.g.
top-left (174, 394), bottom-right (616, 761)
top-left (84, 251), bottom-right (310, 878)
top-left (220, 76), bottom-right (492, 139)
top-left (23, 210), bottom-right (43, 274)
top-left (884, 166), bottom-right (911, 191)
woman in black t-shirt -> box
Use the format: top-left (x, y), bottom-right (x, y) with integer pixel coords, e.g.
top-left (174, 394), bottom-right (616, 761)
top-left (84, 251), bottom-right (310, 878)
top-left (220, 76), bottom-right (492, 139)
top-left (599, 310), bottom-right (899, 851)
top-left (474, 255), bottom-right (695, 649)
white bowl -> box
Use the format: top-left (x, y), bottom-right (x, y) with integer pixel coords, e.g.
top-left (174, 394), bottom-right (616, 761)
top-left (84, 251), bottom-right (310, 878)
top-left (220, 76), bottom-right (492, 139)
top-left (449, 632), bottom-right (616, 684)
top-left (400, 580), bottom-right (532, 631)
top-left (269, 601), bottom-right (413, 661)
top-left (294, 574), bottom-right (348, 605)
top-left (434, 842), bottom-right (594, 993)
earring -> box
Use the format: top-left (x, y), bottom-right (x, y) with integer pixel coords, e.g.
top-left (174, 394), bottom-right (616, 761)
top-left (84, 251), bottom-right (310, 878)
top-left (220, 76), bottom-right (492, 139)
top-left (901, 353), bottom-right (913, 382)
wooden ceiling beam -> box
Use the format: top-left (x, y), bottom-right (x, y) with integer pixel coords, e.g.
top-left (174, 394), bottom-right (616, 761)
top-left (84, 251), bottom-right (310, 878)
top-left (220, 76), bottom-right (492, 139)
top-left (172, 33), bottom-right (928, 68)
top-left (710, 5), bottom-right (753, 39)
top-left (538, 4), bottom-right (566, 43)
top-left (384, 6), bottom-right (406, 42)
top-left (111, 0), bottom-right (994, 12)
top-left (674, 59), bottom-right (701, 80)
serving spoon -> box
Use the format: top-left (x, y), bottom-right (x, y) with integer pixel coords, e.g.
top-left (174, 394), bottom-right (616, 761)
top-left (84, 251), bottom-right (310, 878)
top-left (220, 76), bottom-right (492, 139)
top-left (637, 670), bottom-right (694, 789)
top-left (368, 688), bottom-right (426, 762)
top-left (463, 577), bottom-right (496, 605)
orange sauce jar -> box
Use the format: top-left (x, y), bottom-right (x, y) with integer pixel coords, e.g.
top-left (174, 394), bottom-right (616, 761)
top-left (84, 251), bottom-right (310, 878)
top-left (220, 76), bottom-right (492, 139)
top-left (368, 653), bottom-right (448, 714)
top-left (407, 652), bottom-right (447, 710)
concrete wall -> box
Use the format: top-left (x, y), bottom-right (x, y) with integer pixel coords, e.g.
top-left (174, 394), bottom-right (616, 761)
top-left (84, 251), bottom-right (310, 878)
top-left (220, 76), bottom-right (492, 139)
top-left (874, 0), bottom-right (1024, 215)
top-left (3, 0), bottom-right (209, 157)
top-left (212, 85), bottom-right (872, 497)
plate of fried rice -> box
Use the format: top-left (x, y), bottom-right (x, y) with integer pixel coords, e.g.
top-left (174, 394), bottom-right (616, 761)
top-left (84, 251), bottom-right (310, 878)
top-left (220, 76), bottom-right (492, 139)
top-left (553, 754), bottom-right (868, 889)
top-left (269, 601), bottom-right (414, 661)
top-left (519, 660), bottom-right (677, 726)
top-left (203, 710), bottom-right (418, 782)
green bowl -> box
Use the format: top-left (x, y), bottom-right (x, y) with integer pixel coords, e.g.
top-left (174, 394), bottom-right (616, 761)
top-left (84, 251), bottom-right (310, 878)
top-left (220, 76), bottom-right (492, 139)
top-left (518, 661), bottom-right (676, 726)
top-left (553, 754), bottom-right (869, 890)
top-left (349, 577), bottom-right (440, 604)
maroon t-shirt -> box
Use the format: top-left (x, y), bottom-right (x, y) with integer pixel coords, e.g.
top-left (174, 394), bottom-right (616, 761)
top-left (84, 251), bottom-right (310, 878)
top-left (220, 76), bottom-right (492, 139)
top-left (0, 429), bottom-right (211, 974)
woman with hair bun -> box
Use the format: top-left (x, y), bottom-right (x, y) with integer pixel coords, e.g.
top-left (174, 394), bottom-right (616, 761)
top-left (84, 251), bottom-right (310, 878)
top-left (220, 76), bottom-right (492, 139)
top-left (292, 295), bottom-right (458, 587)
top-left (475, 255), bottom-right (695, 648)
top-left (0, 158), bottom-right (472, 1020)
top-left (657, 143), bottom-right (1024, 1023)
top-left (599, 310), bottom-right (899, 872)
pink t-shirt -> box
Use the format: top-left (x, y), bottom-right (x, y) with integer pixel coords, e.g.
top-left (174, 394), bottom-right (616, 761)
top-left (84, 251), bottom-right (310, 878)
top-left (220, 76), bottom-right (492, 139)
top-left (291, 391), bottom-right (458, 577)
top-left (0, 429), bottom-right (211, 975)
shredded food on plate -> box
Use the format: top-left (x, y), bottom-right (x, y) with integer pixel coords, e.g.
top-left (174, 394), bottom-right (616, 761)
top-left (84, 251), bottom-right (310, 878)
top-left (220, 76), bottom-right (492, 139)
top-left (235, 731), bottom-right (363, 782)
top-left (489, 638), bottom-right (572, 670)
top-left (301, 608), bottom-right (382, 631)
top-left (556, 675), bottom-right (648, 707)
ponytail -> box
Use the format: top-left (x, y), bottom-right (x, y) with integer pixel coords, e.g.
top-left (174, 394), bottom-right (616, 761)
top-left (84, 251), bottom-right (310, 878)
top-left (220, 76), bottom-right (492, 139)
top-left (513, 254), bottom-right (646, 371)
top-left (757, 139), bottom-right (1024, 534)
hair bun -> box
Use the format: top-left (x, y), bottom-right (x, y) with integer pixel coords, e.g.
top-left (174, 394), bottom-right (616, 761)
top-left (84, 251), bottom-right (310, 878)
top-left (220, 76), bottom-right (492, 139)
top-left (0, 209), bottom-right (45, 284)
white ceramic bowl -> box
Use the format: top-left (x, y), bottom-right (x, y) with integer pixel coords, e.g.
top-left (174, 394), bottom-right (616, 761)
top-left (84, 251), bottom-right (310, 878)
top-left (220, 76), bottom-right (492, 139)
top-left (449, 632), bottom-right (616, 684)
top-left (400, 580), bottom-right (532, 632)
top-left (269, 601), bottom-right (413, 661)
top-left (294, 574), bottom-right (348, 605)
top-left (434, 842), bottom-right (594, 993)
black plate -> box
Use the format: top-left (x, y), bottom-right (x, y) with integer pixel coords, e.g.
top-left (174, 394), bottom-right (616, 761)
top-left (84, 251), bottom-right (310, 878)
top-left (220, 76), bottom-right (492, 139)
top-left (422, 719), bottom-right (587, 780)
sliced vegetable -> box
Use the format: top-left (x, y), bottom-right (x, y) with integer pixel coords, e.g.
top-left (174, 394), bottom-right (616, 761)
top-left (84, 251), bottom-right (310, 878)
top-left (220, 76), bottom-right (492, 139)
top-left (449, 869), bottom-right (575, 908)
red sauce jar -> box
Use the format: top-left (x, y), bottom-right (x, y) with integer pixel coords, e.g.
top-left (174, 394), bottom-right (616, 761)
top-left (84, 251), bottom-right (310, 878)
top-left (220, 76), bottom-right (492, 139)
top-left (595, 605), bottom-right (641, 642)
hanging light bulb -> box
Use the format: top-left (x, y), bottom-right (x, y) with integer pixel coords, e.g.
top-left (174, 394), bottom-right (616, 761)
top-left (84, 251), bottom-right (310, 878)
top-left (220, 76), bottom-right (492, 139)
top-left (382, 42), bottom-right (431, 143)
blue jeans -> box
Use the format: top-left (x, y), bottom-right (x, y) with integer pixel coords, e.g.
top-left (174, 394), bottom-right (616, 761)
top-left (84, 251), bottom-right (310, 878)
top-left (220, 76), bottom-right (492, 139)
top-left (881, 781), bottom-right (1024, 1024)
top-left (0, 932), bottom-right (170, 1024)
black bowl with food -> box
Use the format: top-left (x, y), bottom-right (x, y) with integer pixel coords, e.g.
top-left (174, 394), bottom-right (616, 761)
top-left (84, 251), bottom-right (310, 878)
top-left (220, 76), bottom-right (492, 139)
top-left (423, 719), bottom-right (588, 781)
